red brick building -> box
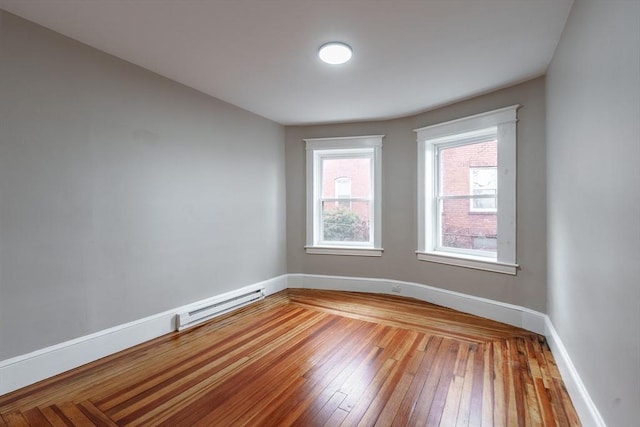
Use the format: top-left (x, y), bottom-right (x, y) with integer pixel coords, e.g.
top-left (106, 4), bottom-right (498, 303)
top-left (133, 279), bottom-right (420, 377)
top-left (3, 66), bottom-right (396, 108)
top-left (319, 141), bottom-right (497, 250)
top-left (440, 140), bottom-right (497, 252)
top-left (320, 157), bottom-right (371, 241)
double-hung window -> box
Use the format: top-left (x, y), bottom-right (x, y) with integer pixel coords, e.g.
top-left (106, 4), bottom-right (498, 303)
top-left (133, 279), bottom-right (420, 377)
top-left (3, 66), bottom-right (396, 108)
top-left (305, 135), bottom-right (383, 256)
top-left (415, 106), bottom-right (519, 274)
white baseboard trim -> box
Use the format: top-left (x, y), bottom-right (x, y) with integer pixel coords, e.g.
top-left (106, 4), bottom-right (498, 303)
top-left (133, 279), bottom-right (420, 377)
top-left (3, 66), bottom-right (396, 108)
top-left (545, 318), bottom-right (606, 427)
top-left (0, 272), bottom-right (604, 427)
top-left (287, 273), bottom-right (547, 334)
top-left (0, 274), bottom-right (288, 396)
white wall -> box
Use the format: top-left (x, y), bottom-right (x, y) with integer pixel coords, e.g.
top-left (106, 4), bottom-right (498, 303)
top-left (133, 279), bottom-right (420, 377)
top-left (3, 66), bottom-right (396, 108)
top-left (546, 1), bottom-right (640, 425)
top-left (0, 11), bottom-right (287, 360)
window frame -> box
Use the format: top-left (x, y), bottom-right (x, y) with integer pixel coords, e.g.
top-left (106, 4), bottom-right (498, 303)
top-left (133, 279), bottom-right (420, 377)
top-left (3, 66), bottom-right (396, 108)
top-left (304, 135), bottom-right (383, 257)
top-left (433, 134), bottom-right (498, 259)
top-left (415, 106), bottom-right (519, 274)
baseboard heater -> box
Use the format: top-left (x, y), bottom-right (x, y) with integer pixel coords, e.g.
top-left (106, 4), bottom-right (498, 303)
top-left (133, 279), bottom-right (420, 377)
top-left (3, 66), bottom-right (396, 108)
top-left (176, 287), bottom-right (264, 331)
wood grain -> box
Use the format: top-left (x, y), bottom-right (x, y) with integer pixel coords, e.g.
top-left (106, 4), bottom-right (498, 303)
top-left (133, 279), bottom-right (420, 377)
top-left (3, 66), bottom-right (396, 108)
top-left (0, 289), bottom-right (580, 426)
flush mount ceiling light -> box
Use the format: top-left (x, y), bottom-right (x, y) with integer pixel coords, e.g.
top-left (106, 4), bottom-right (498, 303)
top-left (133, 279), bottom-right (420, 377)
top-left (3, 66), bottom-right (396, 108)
top-left (318, 42), bottom-right (352, 65)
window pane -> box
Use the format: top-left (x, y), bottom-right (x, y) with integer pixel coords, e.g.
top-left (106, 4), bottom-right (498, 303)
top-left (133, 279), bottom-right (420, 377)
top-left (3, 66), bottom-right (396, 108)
top-left (471, 195), bottom-right (496, 210)
top-left (322, 157), bottom-right (371, 199)
top-left (335, 177), bottom-right (351, 198)
top-left (470, 167), bottom-right (497, 212)
top-left (322, 201), bottom-right (370, 242)
top-left (440, 199), bottom-right (497, 253)
top-left (438, 139), bottom-right (497, 254)
top-left (439, 140), bottom-right (497, 197)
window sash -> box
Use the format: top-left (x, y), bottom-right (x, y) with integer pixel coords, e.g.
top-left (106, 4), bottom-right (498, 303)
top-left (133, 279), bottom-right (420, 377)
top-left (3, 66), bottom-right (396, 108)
top-left (321, 197), bottom-right (371, 202)
top-left (432, 136), bottom-right (498, 259)
top-left (434, 199), bottom-right (498, 260)
top-left (469, 166), bottom-right (497, 212)
top-left (437, 194), bottom-right (496, 200)
top-left (315, 151), bottom-right (374, 246)
top-left (319, 197), bottom-right (373, 246)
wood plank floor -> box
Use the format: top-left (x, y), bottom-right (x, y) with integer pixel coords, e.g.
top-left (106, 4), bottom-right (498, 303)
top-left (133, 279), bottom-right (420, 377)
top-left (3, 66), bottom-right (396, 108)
top-left (0, 289), bottom-right (580, 426)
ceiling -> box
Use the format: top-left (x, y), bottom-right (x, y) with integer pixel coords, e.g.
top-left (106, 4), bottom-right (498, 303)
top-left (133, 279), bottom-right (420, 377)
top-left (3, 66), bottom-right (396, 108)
top-left (0, 0), bottom-right (573, 125)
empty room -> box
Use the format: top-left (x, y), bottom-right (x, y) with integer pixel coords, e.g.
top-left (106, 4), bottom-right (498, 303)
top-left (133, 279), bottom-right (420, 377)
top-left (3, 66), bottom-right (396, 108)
top-left (0, 0), bottom-right (638, 426)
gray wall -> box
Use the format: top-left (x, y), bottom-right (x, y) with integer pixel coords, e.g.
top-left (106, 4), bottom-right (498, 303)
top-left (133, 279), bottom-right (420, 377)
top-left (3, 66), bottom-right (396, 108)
top-left (286, 77), bottom-right (547, 312)
top-left (546, 1), bottom-right (640, 425)
top-left (0, 11), bottom-right (286, 360)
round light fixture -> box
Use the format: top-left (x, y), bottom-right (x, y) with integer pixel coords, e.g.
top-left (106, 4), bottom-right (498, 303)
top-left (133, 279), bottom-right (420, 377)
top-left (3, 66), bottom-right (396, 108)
top-left (318, 42), bottom-right (352, 65)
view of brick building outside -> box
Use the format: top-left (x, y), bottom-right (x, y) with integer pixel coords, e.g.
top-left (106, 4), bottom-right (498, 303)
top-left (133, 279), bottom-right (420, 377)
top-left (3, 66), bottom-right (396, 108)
top-left (321, 157), bottom-right (371, 241)
top-left (319, 141), bottom-right (496, 250)
top-left (440, 140), bottom-right (498, 252)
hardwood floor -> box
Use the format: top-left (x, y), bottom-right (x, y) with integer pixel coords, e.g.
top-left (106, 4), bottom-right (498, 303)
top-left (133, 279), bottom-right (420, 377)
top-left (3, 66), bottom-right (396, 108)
top-left (0, 289), bottom-right (580, 426)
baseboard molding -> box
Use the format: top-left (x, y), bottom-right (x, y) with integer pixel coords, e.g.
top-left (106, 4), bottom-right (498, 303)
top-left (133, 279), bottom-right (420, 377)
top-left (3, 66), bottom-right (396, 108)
top-left (287, 273), bottom-right (547, 334)
top-left (0, 272), bottom-right (604, 427)
top-left (0, 275), bottom-right (288, 396)
top-left (545, 318), bottom-right (607, 427)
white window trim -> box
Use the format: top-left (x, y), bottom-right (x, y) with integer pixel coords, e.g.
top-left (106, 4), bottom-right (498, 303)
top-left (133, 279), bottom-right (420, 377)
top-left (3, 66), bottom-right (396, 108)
top-left (415, 105), bottom-right (519, 274)
top-left (416, 251), bottom-right (517, 275)
top-left (305, 135), bottom-right (384, 257)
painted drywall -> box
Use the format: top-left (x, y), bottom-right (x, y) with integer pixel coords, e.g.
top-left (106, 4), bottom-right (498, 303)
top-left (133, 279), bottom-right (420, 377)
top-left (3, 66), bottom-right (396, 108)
top-left (546, 1), bottom-right (640, 426)
top-left (286, 77), bottom-right (547, 312)
top-left (0, 11), bottom-right (286, 360)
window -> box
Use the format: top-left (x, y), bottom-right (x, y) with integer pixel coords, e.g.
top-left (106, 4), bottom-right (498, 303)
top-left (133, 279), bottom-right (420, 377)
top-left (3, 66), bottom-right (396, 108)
top-left (415, 106), bottom-right (519, 274)
top-left (334, 177), bottom-right (352, 208)
top-left (305, 135), bottom-right (383, 256)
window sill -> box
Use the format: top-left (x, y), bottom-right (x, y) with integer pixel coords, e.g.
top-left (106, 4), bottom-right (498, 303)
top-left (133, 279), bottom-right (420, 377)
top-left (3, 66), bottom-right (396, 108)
top-left (305, 246), bottom-right (383, 257)
top-left (416, 251), bottom-right (518, 275)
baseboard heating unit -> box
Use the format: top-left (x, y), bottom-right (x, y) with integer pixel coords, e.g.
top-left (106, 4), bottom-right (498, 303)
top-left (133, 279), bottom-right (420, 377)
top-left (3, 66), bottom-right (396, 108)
top-left (176, 287), bottom-right (265, 331)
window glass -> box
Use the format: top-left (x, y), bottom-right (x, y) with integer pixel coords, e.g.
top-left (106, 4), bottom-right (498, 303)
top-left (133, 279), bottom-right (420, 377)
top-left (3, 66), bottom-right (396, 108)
top-left (470, 167), bottom-right (497, 212)
top-left (437, 139), bottom-right (497, 255)
top-left (334, 177), bottom-right (352, 207)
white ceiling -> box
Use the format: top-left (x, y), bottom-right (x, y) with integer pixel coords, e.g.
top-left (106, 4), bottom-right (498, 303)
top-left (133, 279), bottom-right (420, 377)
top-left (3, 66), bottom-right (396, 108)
top-left (0, 0), bottom-right (573, 125)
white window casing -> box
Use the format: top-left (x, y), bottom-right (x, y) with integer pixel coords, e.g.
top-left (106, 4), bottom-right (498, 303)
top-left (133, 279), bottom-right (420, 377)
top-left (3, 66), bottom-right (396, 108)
top-left (415, 106), bottom-right (519, 274)
top-left (304, 135), bottom-right (383, 257)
